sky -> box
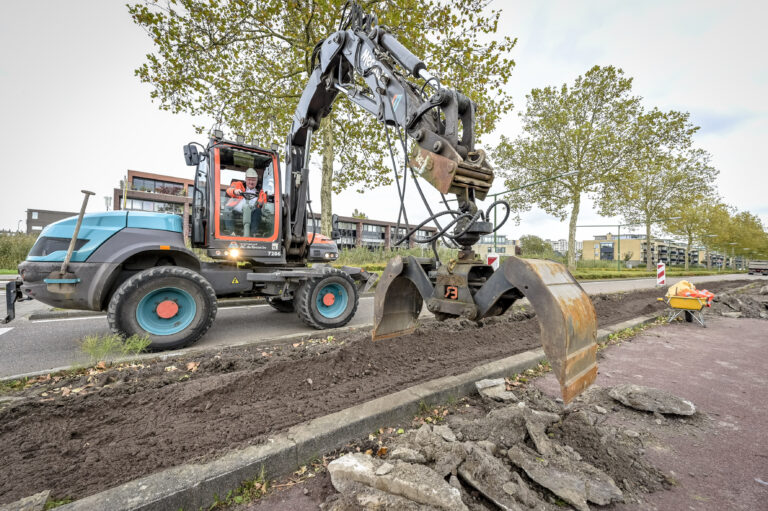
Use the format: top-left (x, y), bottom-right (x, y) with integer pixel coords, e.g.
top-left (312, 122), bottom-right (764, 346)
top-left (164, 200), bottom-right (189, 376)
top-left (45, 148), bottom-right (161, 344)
top-left (1, 0), bottom-right (765, 244)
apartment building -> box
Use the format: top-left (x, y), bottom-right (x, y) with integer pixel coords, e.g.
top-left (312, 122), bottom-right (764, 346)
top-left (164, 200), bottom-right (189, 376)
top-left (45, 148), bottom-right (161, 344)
top-left (25, 209), bottom-right (77, 234)
top-left (308, 214), bottom-right (436, 250)
top-left (582, 233), bottom-right (725, 267)
top-left (546, 238), bottom-right (581, 255)
top-left (113, 170), bottom-right (194, 235)
top-left (475, 234), bottom-right (520, 255)
top-left (113, 170), bottom-right (436, 248)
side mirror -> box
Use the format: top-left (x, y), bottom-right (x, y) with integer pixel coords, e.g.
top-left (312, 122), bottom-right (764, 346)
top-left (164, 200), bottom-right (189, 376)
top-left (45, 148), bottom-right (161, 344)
top-left (183, 144), bottom-right (200, 166)
top-left (331, 214), bottom-right (340, 240)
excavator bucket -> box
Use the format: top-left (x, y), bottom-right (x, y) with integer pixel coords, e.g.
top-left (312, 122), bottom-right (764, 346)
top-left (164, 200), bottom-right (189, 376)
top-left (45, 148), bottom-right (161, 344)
top-left (372, 255), bottom-right (597, 403)
top-left (494, 257), bottom-right (597, 404)
top-left (372, 256), bottom-right (432, 340)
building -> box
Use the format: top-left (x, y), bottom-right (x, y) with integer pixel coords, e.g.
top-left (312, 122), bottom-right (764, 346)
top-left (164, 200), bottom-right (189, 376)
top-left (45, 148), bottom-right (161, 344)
top-left (581, 233), bottom-right (726, 267)
top-left (113, 170), bottom-right (194, 235)
top-left (476, 234), bottom-right (520, 255)
top-left (114, 170), bottom-right (436, 248)
top-left (308, 214), bottom-right (437, 250)
top-left (546, 238), bottom-right (581, 256)
top-left (26, 209), bottom-right (77, 234)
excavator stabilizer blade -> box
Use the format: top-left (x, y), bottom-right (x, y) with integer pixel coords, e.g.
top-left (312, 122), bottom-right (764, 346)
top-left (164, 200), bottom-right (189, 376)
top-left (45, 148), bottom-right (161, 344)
top-left (500, 257), bottom-right (597, 403)
top-left (372, 256), bottom-right (428, 341)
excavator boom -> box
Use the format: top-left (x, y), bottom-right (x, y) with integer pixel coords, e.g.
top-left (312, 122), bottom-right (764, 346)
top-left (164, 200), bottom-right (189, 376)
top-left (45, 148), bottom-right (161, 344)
top-left (285, 1), bottom-right (598, 403)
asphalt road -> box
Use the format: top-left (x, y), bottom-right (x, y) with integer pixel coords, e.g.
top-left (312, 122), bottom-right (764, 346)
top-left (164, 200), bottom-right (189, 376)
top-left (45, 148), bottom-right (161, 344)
top-left (0, 273), bottom-right (762, 379)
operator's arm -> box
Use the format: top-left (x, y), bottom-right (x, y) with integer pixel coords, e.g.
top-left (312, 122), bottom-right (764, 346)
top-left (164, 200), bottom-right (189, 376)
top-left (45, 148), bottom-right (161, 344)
top-left (226, 180), bottom-right (244, 198)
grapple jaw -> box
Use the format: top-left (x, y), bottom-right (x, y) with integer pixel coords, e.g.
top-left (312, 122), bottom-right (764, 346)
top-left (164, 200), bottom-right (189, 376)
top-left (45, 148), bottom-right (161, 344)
top-left (371, 256), bottom-right (432, 340)
top-left (372, 255), bottom-right (598, 403)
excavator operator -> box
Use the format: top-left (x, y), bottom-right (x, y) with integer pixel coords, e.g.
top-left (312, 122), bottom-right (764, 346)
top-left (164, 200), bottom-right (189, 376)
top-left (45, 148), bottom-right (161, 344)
top-left (224, 167), bottom-right (269, 236)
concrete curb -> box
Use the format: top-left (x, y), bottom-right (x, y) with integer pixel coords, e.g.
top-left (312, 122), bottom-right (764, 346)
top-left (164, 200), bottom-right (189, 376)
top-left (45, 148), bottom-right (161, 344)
top-left (60, 313), bottom-right (661, 511)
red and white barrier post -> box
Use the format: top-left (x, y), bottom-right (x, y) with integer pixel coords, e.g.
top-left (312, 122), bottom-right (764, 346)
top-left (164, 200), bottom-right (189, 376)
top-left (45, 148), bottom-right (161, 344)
top-left (487, 252), bottom-right (500, 271)
top-left (656, 262), bottom-right (666, 286)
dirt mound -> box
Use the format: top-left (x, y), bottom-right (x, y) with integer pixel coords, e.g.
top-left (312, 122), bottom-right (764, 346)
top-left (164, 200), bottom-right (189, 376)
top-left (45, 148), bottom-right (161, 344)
top-left (711, 283), bottom-right (768, 319)
top-left (0, 280), bottom-right (750, 505)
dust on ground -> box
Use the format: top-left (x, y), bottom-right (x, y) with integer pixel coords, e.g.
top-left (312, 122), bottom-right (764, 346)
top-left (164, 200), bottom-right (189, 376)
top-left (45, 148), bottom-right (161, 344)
top-left (0, 280), bottom-right (755, 505)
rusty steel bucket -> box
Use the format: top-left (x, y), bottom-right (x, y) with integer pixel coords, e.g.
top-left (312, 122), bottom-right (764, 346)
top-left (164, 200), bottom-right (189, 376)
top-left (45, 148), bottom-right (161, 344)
top-left (372, 255), bottom-right (598, 403)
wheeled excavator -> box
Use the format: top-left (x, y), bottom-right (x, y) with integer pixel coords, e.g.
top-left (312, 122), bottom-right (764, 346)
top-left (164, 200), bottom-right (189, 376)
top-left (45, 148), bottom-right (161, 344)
top-left (5, 1), bottom-right (597, 403)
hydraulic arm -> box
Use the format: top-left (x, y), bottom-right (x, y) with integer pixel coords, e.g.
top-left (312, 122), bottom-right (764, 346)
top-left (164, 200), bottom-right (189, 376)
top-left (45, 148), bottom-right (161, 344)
top-left (283, 1), bottom-right (598, 403)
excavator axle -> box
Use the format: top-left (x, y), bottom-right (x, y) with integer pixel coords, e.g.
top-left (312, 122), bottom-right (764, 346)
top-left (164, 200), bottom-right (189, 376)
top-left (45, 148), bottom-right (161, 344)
top-left (373, 255), bottom-right (598, 404)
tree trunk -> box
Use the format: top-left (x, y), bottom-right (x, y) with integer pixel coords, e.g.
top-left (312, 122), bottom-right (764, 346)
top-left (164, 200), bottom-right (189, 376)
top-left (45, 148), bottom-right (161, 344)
top-left (645, 221), bottom-right (653, 271)
top-left (685, 233), bottom-right (692, 271)
top-left (567, 194), bottom-right (581, 271)
top-left (320, 117), bottom-right (334, 237)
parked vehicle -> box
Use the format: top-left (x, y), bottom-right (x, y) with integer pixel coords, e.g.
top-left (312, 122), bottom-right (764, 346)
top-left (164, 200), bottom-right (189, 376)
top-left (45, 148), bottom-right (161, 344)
top-left (748, 260), bottom-right (768, 275)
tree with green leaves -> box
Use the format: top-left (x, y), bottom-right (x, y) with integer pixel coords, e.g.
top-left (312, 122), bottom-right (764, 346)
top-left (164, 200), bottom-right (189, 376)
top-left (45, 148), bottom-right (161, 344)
top-left (519, 234), bottom-right (553, 258)
top-left (662, 191), bottom-right (718, 270)
top-left (711, 209), bottom-right (768, 267)
top-left (128, 0), bottom-right (516, 235)
top-left (492, 65), bottom-right (642, 270)
top-left (601, 109), bottom-right (717, 270)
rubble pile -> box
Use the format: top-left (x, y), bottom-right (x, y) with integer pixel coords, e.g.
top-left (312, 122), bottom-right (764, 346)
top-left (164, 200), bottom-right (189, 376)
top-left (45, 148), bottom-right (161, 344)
top-left (712, 285), bottom-right (768, 319)
top-left (322, 384), bottom-right (687, 510)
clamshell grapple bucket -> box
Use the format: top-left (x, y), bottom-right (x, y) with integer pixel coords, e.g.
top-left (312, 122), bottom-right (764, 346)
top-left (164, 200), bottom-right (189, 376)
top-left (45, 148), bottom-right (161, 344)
top-left (373, 255), bottom-right (598, 403)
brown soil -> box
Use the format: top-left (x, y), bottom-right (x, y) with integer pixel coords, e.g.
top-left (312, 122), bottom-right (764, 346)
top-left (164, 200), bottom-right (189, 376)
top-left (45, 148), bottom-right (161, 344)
top-left (0, 280), bottom-right (752, 505)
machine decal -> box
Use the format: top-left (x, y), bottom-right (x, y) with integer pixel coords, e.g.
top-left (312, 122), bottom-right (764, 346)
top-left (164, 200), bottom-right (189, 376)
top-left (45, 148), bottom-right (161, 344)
top-left (232, 276), bottom-right (240, 284)
top-left (391, 94), bottom-right (402, 112)
top-left (445, 286), bottom-right (459, 300)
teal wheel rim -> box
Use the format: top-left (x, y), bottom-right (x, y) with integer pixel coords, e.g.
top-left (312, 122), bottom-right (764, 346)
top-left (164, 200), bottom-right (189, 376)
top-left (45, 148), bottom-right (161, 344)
top-left (136, 287), bottom-right (196, 335)
top-left (316, 283), bottom-right (348, 319)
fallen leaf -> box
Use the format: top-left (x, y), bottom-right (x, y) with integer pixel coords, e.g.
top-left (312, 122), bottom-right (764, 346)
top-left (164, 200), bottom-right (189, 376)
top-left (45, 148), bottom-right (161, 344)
top-left (61, 387), bottom-right (71, 396)
top-left (41, 392), bottom-right (48, 397)
top-left (292, 343), bottom-right (301, 348)
top-left (71, 387), bottom-right (84, 394)
top-left (376, 446), bottom-right (388, 457)
top-left (96, 361), bottom-right (107, 370)
top-left (186, 361), bottom-right (200, 372)
top-left (397, 428), bottom-right (405, 434)
top-left (261, 352), bottom-right (270, 357)
top-left (164, 365), bottom-right (178, 372)
top-left (364, 449), bottom-right (373, 456)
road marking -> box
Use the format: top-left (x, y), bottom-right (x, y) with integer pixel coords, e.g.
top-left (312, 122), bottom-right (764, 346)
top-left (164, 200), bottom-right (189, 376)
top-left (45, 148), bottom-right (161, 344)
top-left (32, 316), bottom-right (106, 323)
top-left (0, 328), bottom-right (12, 337)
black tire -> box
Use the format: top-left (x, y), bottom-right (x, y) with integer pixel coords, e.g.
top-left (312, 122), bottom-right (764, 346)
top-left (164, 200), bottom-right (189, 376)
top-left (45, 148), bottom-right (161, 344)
top-left (295, 268), bottom-right (359, 329)
top-left (268, 297), bottom-right (295, 313)
top-left (107, 266), bottom-right (217, 350)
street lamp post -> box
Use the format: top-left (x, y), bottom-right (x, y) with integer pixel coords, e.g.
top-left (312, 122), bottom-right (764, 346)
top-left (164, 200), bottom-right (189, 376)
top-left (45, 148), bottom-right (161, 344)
top-left (728, 242), bottom-right (737, 270)
top-left (702, 234), bottom-right (717, 270)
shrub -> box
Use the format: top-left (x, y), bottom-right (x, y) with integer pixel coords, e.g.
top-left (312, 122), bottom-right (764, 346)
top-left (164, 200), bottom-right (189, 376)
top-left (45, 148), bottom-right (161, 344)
top-left (0, 233), bottom-right (37, 270)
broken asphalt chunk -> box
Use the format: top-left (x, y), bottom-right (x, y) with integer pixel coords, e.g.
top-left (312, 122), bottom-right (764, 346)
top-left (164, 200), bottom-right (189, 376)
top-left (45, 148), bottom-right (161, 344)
top-left (608, 384), bottom-right (695, 416)
top-left (328, 453), bottom-right (468, 510)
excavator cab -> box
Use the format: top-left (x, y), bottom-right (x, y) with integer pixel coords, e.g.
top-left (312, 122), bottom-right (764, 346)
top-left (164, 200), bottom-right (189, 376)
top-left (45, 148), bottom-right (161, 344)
top-left (186, 138), bottom-right (286, 264)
